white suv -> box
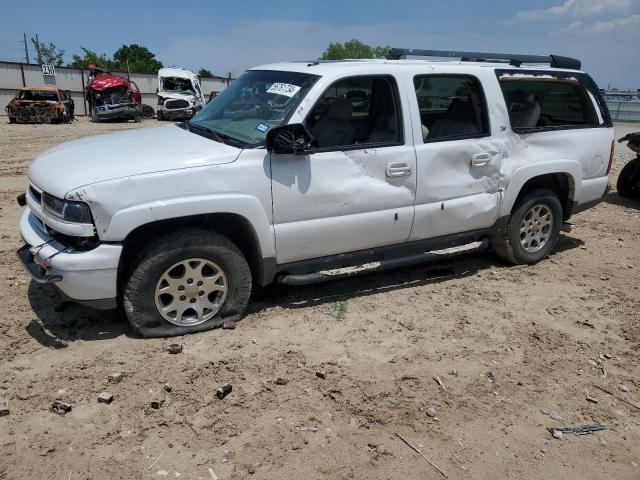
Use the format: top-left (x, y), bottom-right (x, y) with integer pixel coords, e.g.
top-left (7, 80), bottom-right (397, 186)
top-left (17, 49), bottom-right (613, 337)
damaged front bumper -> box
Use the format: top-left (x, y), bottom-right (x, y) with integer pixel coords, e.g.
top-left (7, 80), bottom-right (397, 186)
top-left (9, 104), bottom-right (58, 123)
top-left (93, 102), bottom-right (141, 120)
top-left (17, 209), bottom-right (121, 309)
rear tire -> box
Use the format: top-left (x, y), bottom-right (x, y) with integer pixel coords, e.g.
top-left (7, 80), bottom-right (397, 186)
top-left (493, 188), bottom-right (562, 264)
top-left (123, 229), bottom-right (252, 338)
top-left (157, 110), bottom-right (165, 121)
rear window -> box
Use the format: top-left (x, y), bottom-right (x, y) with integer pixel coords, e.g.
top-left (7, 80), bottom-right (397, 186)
top-left (497, 71), bottom-right (605, 132)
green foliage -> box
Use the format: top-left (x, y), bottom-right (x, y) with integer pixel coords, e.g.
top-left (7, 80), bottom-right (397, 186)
top-left (70, 44), bottom-right (162, 74)
top-left (323, 302), bottom-right (348, 321)
top-left (321, 39), bottom-right (390, 60)
top-left (31, 37), bottom-right (65, 66)
top-left (70, 47), bottom-right (115, 69)
top-left (198, 68), bottom-right (213, 78)
top-left (112, 44), bottom-right (163, 74)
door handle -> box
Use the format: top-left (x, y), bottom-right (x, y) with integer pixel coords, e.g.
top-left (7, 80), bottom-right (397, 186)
top-left (386, 162), bottom-right (413, 177)
top-left (471, 152), bottom-right (498, 167)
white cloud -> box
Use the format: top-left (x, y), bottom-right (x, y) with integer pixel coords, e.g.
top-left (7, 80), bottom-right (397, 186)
top-left (513, 0), bottom-right (633, 22)
top-left (558, 13), bottom-right (640, 32)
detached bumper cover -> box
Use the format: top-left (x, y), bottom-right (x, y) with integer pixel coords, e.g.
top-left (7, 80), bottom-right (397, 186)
top-left (18, 209), bottom-right (121, 305)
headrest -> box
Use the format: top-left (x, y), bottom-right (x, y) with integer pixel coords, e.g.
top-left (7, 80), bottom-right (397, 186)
top-left (509, 91), bottom-right (536, 104)
top-left (327, 98), bottom-right (353, 122)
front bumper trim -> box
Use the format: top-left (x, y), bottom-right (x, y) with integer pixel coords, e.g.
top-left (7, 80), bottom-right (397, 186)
top-left (16, 244), bottom-right (62, 283)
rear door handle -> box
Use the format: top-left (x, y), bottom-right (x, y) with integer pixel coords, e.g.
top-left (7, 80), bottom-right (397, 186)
top-left (386, 162), bottom-right (413, 177)
top-left (471, 151), bottom-right (499, 167)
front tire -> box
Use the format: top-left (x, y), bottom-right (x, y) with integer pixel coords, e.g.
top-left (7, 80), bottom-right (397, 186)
top-left (123, 229), bottom-right (252, 337)
top-left (493, 188), bottom-right (562, 264)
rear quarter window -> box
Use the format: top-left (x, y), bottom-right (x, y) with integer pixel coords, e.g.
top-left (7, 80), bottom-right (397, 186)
top-left (496, 70), bottom-right (610, 133)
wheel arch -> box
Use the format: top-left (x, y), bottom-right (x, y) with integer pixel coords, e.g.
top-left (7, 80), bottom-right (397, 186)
top-left (501, 163), bottom-right (580, 220)
top-left (117, 211), bottom-right (274, 295)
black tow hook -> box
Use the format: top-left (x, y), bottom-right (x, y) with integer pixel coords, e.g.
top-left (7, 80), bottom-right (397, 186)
top-left (17, 193), bottom-right (26, 207)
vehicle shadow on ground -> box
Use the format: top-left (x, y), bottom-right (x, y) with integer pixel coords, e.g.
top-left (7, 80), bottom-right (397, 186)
top-left (25, 282), bottom-right (133, 347)
top-left (250, 234), bottom-right (585, 313)
top-left (604, 191), bottom-right (640, 210)
top-left (22, 235), bottom-right (583, 345)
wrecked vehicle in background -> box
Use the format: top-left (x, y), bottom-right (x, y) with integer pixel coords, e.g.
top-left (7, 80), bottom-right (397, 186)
top-left (85, 65), bottom-right (142, 122)
top-left (6, 87), bottom-right (74, 124)
top-left (156, 67), bottom-right (204, 120)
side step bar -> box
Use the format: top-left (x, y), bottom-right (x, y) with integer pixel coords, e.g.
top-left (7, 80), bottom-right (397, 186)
top-left (277, 239), bottom-right (489, 286)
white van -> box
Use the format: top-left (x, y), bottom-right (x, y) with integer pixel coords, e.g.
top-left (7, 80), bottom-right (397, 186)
top-left (156, 67), bottom-right (204, 120)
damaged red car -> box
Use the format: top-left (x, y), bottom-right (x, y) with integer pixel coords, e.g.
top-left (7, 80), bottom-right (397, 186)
top-left (85, 65), bottom-right (142, 122)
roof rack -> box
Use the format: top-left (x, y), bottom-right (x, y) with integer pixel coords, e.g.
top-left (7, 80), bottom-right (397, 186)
top-left (386, 48), bottom-right (581, 70)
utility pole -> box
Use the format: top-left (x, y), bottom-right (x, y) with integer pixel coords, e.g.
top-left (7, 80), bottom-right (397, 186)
top-left (35, 33), bottom-right (41, 64)
top-left (22, 33), bottom-right (29, 64)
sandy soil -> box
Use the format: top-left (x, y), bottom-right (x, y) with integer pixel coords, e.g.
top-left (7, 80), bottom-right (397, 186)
top-left (0, 117), bottom-right (638, 480)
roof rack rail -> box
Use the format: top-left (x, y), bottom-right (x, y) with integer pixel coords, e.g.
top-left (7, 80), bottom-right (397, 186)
top-left (386, 48), bottom-right (581, 70)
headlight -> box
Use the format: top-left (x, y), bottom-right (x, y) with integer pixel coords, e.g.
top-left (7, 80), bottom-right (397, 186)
top-left (42, 193), bottom-right (93, 223)
top-left (157, 96), bottom-right (166, 106)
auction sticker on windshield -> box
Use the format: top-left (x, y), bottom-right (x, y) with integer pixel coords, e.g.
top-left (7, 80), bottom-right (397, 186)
top-left (267, 83), bottom-right (301, 97)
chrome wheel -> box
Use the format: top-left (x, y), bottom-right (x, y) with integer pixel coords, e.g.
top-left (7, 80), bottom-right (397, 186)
top-left (520, 204), bottom-right (554, 253)
top-left (154, 258), bottom-right (228, 326)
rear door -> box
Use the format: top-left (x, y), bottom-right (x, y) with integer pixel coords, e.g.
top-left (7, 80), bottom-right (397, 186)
top-left (408, 71), bottom-right (505, 241)
top-left (270, 74), bottom-right (416, 264)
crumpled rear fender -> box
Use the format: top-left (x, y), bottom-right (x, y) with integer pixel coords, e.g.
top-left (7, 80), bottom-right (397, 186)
top-left (500, 160), bottom-right (582, 216)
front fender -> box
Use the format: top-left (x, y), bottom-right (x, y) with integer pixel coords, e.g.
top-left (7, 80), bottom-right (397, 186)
top-left (103, 194), bottom-right (275, 259)
top-left (500, 160), bottom-right (582, 216)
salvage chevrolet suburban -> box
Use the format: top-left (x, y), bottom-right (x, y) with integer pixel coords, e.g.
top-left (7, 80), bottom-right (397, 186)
top-left (17, 48), bottom-right (614, 337)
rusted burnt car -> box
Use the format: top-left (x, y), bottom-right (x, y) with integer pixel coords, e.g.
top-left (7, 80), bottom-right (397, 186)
top-left (6, 87), bottom-right (74, 124)
top-left (86, 65), bottom-right (142, 122)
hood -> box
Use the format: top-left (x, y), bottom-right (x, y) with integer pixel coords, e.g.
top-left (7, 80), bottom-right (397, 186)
top-left (89, 73), bottom-right (130, 91)
top-left (159, 91), bottom-right (198, 102)
top-left (29, 125), bottom-right (241, 198)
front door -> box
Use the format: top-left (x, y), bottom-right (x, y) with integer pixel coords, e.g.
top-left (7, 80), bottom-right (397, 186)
top-left (271, 75), bottom-right (416, 264)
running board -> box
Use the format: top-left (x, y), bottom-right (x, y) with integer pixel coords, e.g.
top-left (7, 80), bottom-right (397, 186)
top-left (277, 239), bottom-right (489, 286)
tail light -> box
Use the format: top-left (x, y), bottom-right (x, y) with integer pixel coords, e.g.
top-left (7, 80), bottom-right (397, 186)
top-left (606, 139), bottom-right (615, 175)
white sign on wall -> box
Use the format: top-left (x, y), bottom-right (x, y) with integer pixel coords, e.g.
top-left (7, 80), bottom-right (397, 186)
top-left (41, 64), bottom-right (56, 76)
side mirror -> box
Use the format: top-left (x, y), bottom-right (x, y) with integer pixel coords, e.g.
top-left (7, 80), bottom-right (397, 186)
top-left (266, 123), bottom-right (314, 154)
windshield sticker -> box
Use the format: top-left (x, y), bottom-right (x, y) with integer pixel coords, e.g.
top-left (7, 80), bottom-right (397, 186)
top-left (267, 83), bottom-right (301, 98)
top-left (255, 123), bottom-right (269, 133)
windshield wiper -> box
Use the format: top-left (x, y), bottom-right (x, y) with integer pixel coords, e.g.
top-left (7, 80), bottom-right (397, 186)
top-left (185, 119), bottom-right (227, 145)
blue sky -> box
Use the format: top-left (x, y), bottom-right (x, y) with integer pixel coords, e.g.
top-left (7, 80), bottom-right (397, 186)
top-left (1, 0), bottom-right (638, 89)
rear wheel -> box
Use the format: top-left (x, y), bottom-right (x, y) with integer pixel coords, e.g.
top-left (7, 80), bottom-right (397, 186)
top-left (157, 110), bottom-right (165, 121)
top-left (123, 229), bottom-right (252, 337)
top-left (493, 188), bottom-right (562, 264)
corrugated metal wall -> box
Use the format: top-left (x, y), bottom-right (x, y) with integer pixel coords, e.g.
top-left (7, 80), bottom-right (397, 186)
top-left (606, 99), bottom-right (640, 122)
top-left (1, 61), bottom-right (230, 116)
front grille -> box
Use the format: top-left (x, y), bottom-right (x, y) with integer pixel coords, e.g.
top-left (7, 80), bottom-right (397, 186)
top-left (165, 99), bottom-right (189, 110)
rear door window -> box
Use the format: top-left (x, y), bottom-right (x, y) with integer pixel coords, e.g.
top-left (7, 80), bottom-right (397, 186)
top-left (497, 72), bottom-right (605, 132)
top-left (413, 75), bottom-right (490, 142)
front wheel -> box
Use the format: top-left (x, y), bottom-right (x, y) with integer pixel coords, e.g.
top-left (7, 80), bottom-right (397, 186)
top-left (123, 229), bottom-right (252, 337)
top-left (493, 188), bottom-right (562, 264)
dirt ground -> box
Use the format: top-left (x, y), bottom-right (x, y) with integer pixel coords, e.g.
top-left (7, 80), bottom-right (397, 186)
top-left (0, 117), bottom-right (638, 480)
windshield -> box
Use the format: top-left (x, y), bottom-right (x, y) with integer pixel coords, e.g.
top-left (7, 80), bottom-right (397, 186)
top-left (161, 76), bottom-right (195, 95)
top-left (189, 69), bottom-right (319, 147)
top-left (19, 90), bottom-right (58, 101)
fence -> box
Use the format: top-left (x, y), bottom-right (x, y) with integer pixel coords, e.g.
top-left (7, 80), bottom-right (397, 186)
top-left (0, 61), bottom-right (231, 116)
top-left (605, 98), bottom-right (640, 123)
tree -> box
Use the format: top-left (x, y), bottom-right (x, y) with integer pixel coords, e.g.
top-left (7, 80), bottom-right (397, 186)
top-left (70, 47), bottom-right (115, 69)
top-left (198, 68), bottom-right (213, 78)
top-left (31, 37), bottom-right (65, 65)
top-left (112, 44), bottom-right (163, 74)
top-left (321, 39), bottom-right (390, 60)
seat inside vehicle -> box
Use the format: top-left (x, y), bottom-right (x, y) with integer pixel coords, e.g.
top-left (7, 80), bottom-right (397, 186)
top-left (311, 98), bottom-right (356, 147)
top-left (428, 98), bottom-right (480, 138)
top-left (507, 91), bottom-right (541, 128)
